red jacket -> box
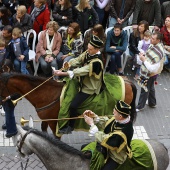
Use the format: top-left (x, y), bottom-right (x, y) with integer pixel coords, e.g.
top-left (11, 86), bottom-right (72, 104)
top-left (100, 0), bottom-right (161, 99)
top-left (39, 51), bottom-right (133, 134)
top-left (28, 4), bottom-right (50, 34)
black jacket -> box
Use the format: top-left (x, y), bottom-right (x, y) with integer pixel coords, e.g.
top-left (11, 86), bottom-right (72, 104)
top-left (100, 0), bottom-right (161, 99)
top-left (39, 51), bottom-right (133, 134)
top-left (74, 7), bottom-right (99, 34)
top-left (52, 4), bottom-right (73, 26)
top-left (128, 32), bottom-right (141, 55)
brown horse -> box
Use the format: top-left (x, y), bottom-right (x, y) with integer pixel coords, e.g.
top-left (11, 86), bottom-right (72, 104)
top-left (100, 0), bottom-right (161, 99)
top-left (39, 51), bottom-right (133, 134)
top-left (0, 73), bottom-right (137, 135)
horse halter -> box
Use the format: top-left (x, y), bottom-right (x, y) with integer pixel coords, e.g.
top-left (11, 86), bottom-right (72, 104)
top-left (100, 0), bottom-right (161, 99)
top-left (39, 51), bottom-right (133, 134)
top-left (18, 129), bottom-right (32, 156)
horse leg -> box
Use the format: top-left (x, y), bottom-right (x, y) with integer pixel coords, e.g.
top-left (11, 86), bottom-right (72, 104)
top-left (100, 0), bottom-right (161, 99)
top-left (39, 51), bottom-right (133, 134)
top-left (41, 122), bottom-right (48, 132)
top-left (47, 121), bottom-right (57, 135)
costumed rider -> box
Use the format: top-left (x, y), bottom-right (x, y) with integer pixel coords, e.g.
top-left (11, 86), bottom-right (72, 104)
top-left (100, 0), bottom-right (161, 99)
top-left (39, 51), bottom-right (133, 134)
top-left (1, 93), bottom-right (21, 138)
top-left (137, 31), bottom-right (165, 92)
top-left (82, 100), bottom-right (134, 170)
top-left (53, 35), bottom-right (104, 134)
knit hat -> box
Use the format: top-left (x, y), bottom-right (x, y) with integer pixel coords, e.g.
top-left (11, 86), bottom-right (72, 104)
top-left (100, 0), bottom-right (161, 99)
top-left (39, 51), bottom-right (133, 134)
top-left (89, 35), bottom-right (103, 48)
top-left (115, 100), bottom-right (131, 116)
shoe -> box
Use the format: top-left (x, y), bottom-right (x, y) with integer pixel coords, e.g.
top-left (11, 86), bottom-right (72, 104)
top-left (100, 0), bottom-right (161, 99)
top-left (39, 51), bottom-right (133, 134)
top-left (5, 131), bottom-right (18, 138)
top-left (59, 126), bottom-right (74, 134)
top-left (132, 66), bottom-right (135, 71)
top-left (2, 124), bottom-right (6, 130)
top-left (136, 108), bottom-right (144, 112)
top-left (118, 72), bottom-right (124, 76)
top-left (146, 100), bottom-right (157, 108)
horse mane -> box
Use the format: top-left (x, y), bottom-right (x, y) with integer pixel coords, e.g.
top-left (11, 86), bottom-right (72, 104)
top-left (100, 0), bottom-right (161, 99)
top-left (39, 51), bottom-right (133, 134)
top-left (1, 72), bottom-right (64, 86)
top-left (23, 126), bottom-right (87, 159)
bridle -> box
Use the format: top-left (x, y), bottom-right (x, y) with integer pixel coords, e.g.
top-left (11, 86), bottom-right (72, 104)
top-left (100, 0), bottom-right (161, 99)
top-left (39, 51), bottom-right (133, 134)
top-left (18, 129), bottom-right (32, 156)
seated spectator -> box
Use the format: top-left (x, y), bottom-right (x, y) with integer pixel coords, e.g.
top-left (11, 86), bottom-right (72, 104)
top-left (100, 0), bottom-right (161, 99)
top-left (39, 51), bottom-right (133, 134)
top-left (0, 6), bottom-right (12, 30)
top-left (52, 0), bottom-right (73, 27)
top-left (83, 24), bottom-right (106, 56)
top-left (129, 20), bottom-right (149, 68)
top-left (161, 1), bottom-right (170, 22)
top-left (105, 23), bottom-right (128, 75)
top-left (108, 0), bottom-right (136, 28)
top-left (132, 0), bottom-right (161, 31)
top-left (6, 27), bottom-right (29, 74)
top-left (160, 15), bottom-right (170, 72)
top-left (12, 5), bottom-right (32, 33)
top-left (58, 22), bottom-right (83, 69)
top-left (36, 21), bottom-right (62, 78)
top-left (28, 0), bottom-right (50, 34)
top-left (74, 0), bottom-right (99, 34)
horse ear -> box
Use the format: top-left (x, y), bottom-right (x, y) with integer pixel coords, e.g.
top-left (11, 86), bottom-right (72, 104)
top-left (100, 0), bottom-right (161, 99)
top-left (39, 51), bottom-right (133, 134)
top-left (29, 115), bottom-right (34, 128)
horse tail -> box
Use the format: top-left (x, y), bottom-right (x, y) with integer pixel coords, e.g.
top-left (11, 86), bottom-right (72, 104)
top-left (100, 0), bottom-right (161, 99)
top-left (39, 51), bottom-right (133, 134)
top-left (129, 81), bottom-right (137, 123)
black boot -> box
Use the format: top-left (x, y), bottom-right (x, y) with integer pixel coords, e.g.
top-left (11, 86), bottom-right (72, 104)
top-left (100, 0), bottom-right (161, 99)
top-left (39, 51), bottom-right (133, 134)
top-left (59, 126), bottom-right (74, 134)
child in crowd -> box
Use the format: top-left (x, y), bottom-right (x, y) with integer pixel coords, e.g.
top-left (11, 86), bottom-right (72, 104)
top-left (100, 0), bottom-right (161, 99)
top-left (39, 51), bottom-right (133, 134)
top-left (6, 27), bottom-right (29, 74)
top-left (133, 30), bottom-right (152, 80)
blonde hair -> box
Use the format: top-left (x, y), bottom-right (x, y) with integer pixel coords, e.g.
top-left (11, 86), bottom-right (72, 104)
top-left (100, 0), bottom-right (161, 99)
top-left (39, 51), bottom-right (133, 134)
top-left (46, 21), bottom-right (59, 32)
top-left (76, 0), bottom-right (90, 11)
top-left (144, 30), bottom-right (152, 37)
top-left (17, 5), bottom-right (27, 15)
top-left (12, 28), bottom-right (22, 37)
top-left (0, 39), bottom-right (5, 47)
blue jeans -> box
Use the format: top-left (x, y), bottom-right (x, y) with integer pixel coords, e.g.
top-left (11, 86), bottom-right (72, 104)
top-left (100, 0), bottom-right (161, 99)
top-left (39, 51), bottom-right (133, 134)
top-left (14, 58), bottom-right (29, 74)
top-left (164, 55), bottom-right (170, 68)
top-left (108, 16), bottom-right (128, 28)
top-left (110, 51), bottom-right (123, 74)
top-left (57, 52), bottom-right (74, 69)
top-left (3, 101), bottom-right (17, 134)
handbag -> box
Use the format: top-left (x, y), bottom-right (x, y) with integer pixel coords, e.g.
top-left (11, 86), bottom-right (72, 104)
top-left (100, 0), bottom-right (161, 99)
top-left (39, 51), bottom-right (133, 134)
top-left (60, 44), bottom-right (71, 55)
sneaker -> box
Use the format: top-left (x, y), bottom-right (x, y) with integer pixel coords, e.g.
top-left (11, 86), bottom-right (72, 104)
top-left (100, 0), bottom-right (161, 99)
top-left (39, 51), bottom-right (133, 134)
top-left (132, 66), bottom-right (135, 71)
top-left (5, 131), bottom-right (18, 138)
top-left (59, 126), bottom-right (74, 134)
top-left (2, 124), bottom-right (6, 130)
top-left (136, 108), bottom-right (144, 112)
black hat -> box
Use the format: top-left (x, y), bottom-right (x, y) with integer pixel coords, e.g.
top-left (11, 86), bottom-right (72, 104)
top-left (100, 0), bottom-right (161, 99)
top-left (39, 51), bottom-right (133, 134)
top-left (115, 100), bottom-right (131, 116)
top-left (89, 35), bottom-right (104, 48)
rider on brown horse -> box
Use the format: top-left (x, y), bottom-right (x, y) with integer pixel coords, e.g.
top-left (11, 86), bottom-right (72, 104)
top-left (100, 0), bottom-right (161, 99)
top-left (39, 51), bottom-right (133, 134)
top-left (53, 35), bottom-right (104, 134)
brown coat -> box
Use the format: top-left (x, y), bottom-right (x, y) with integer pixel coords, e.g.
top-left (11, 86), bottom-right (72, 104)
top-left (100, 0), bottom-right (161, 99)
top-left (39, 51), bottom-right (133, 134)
top-left (36, 30), bottom-right (62, 62)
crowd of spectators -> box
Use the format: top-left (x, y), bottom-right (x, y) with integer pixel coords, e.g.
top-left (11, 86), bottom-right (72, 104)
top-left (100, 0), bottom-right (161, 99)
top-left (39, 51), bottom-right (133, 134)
top-left (0, 0), bottom-right (169, 77)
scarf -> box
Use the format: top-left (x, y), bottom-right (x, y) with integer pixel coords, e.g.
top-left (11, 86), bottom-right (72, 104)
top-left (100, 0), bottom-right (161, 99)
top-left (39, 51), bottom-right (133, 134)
top-left (11, 38), bottom-right (20, 51)
top-left (31, 5), bottom-right (46, 22)
top-left (46, 32), bottom-right (54, 55)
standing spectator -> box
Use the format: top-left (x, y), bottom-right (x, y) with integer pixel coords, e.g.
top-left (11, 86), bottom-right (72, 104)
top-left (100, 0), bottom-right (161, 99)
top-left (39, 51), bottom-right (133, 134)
top-left (0, 6), bottom-right (11, 30)
top-left (108, 0), bottom-right (136, 28)
top-left (52, 0), bottom-right (73, 27)
top-left (6, 27), bottom-right (29, 74)
top-left (161, 1), bottom-right (170, 22)
top-left (105, 23), bottom-right (128, 75)
top-left (160, 15), bottom-right (170, 72)
top-left (132, 0), bottom-right (161, 30)
top-left (74, 0), bottom-right (99, 34)
top-left (58, 22), bottom-right (83, 69)
top-left (36, 21), bottom-right (62, 77)
top-left (136, 31), bottom-right (165, 112)
top-left (28, 0), bottom-right (50, 34)
top-left (93, 0), bottom-right (110, 24)
top-left (12, 5), bottom-right (32, 33)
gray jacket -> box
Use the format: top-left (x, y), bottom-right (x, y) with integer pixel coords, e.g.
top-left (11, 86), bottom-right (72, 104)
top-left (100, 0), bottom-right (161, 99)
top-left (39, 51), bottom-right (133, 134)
top-left (132, 0), bottom-right (161, 27)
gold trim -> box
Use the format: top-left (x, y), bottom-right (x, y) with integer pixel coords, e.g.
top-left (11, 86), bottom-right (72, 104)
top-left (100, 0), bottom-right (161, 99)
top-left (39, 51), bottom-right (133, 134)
top-left (118, 76), bottom-right (125, 101)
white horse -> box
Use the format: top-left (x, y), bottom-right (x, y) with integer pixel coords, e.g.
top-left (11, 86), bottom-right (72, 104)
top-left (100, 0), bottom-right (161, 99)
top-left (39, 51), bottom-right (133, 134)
top-left (12, 124), bottom-right (169, 170)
